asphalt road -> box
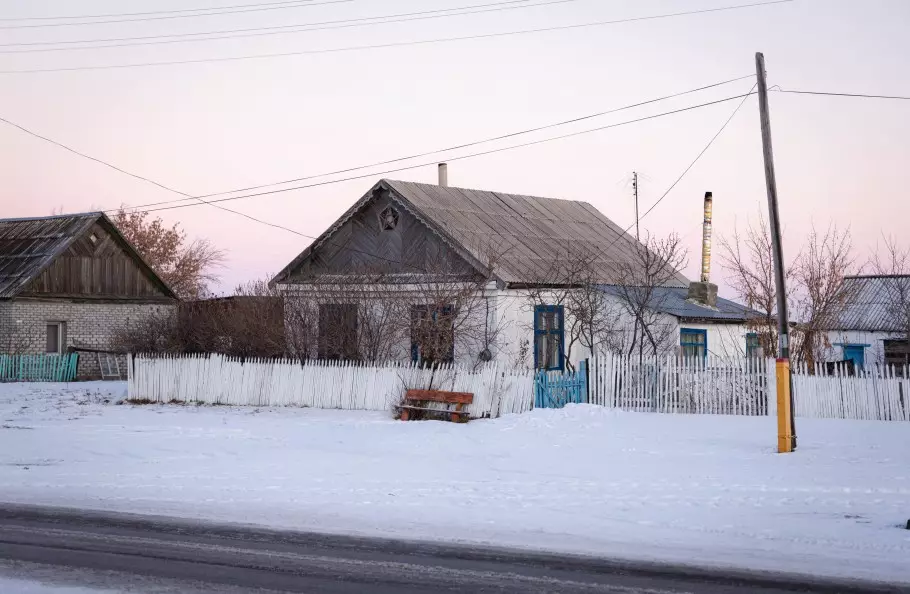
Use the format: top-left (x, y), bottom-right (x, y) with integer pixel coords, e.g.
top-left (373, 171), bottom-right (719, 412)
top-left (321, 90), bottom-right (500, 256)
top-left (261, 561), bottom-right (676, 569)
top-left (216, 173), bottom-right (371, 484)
top-left (0, 504), bottom-right (901, 594)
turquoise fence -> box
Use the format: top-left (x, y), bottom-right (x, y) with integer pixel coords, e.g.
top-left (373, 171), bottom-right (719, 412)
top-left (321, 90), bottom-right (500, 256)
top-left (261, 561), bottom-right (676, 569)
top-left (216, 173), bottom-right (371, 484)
top-left (0, 353), bottom-right (80, 382)
top-left (534, 360), bottom-right (588, 409)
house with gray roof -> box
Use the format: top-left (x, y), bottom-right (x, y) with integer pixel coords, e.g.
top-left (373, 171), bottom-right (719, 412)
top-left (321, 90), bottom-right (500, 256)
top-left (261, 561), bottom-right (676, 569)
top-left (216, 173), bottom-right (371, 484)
top-left (823, 275), bottom-right (910, 369)
top-left (0, 212), bottom-right (176, 378)
top-left (272, 175), bottom-right (758, 369)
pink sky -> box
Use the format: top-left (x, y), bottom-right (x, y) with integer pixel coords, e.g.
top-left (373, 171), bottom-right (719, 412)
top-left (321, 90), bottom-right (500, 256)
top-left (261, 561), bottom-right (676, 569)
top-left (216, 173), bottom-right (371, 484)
top-left (1, 0), bottom-right (908, 296)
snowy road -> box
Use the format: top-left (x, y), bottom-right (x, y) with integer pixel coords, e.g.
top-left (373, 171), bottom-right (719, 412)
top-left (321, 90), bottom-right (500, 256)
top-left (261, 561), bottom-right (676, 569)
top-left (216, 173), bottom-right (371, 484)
top-left (1, 382), bottom-right (909, 587)
top-left (0, 504), bottom-right (900, 594)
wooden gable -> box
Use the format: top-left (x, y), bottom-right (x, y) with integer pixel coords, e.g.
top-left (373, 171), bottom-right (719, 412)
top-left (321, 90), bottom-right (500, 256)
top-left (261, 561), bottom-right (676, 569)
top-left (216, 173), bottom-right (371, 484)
top-left (21, 219), bottom-right (174, 301)
top-left (284, 186), bottom-right (479, 281)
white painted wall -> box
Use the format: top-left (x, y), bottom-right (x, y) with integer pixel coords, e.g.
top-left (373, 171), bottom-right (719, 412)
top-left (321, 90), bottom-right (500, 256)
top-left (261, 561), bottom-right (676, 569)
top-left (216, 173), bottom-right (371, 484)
top-left (675, 321), bottom-right (753, 359)
top-left (823, 330), bottom-right (903, 366)
top-left (279, 281), bottom-right (754, 371)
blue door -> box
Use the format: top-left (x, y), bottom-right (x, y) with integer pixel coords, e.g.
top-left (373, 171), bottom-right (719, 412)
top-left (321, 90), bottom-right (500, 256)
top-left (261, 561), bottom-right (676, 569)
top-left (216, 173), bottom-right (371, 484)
top-left (843, 345), bottom-right (866, 368)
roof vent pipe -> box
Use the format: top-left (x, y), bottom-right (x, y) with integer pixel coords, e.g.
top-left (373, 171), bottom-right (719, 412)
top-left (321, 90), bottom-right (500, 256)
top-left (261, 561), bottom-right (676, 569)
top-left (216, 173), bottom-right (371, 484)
top-left (701, 191), bottom-right (713, 283)
top-left (687, 191), bottom-right (718, 307)
top-left (438, 163), bottom-right (448, 187)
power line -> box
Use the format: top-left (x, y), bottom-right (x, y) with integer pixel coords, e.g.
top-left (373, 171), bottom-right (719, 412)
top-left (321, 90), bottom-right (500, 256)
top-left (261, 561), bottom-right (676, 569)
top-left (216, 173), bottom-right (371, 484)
top-left (0, 114), bottom-right (319, 242)
top-left (0, 1), bottom-right (355, 30)
top-left (0, 0), bottom-right (547, 50)
top-left (0, 1), bottom-right (580, 54)
top-left (771, 88), bottom-right (910, 101)
top-left (120, 74), bottom-right (753, 212)
top-left (0, 0), bottom-right (795, 74)
top-left (1, 87), bottom-right (756, 275)
top-left (553, 83), bottom-right (757, 278)
top-left (0, 1), bottom-right (343, 21)
top-left (137, 93), bottom-right (757, 215)
top-left (638, 84), bottom-right (757, 222)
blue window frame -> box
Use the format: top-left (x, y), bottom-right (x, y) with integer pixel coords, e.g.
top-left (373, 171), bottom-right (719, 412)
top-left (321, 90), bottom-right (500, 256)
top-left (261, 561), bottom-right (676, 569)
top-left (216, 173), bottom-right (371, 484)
top-left (746, 332), bottom-right (760, 358)
top-left (842, 344), bottom-right (866, 369)
top-left (534, 305), bottom-right (564, 371)
top-left (680, 328), bottom-right (707, 359)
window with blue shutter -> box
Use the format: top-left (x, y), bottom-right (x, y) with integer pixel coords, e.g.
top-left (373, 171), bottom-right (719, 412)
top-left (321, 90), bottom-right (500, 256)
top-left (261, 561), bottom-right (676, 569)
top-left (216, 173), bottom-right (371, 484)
top-left (680, 328), bottom-right (707, 359)
top-left (746, 332), bottom-right (760, 358)
top-left (534, 305), bottom-right (564, 371)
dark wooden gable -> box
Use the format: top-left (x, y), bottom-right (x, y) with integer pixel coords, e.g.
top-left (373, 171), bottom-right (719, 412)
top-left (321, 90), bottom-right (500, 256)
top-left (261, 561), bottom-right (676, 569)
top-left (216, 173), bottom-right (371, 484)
top-left (21, 218), bottom-right (174, 301)
top-left (284, 186), bottom-right (479, 281)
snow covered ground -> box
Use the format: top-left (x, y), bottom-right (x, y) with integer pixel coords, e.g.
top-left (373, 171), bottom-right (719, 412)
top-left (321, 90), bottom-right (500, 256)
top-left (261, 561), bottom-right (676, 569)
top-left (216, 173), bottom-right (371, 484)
top-left (1, 381), bottom-right (908, 585)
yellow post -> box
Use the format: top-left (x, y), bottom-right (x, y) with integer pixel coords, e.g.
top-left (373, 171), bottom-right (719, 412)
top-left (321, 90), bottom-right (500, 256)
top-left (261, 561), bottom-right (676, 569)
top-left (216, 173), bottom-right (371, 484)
top-left (776, 358), bottom-right (793, 453)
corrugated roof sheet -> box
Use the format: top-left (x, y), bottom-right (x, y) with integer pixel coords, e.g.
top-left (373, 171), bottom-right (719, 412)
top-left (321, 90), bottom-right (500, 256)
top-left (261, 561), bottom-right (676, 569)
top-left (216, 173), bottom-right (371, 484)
top-left (598, 284), bottom-right (758, 322)
top-left (0, 213), bottom-right (100, 298)
top-left (383, 180), bottom-right (690, 286)
top-left (831, 275), bottom-right (910, 331)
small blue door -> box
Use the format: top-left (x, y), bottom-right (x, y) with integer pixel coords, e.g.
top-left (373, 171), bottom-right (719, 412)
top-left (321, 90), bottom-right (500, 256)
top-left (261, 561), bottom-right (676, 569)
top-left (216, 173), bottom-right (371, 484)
top-left (843, 345), bottom-right (865, 368)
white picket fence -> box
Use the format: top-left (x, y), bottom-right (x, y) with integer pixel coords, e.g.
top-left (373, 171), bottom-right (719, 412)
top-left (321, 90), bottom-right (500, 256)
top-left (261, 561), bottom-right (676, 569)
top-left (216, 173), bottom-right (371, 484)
top-left (790, 362), bottom-right (910, 421)
top-left (589, 353), bottom-right (909, 421)
top-left (126, 354), bottom-right (535, 419)
top-left (589, 353), bottom-right (773, 416)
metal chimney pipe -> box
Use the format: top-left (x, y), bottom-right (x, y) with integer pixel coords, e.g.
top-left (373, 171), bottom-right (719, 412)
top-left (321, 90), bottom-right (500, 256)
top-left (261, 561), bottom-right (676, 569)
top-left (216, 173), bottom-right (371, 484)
top-left (438, 163), bottom-right (448, 187)
top-left (700, 191), bottom-right (713, 283)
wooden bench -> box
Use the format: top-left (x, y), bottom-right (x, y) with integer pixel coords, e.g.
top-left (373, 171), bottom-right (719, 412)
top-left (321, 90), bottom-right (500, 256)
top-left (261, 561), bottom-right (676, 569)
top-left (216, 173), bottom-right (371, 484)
top-left (397, 389), bottom-right (474, 423)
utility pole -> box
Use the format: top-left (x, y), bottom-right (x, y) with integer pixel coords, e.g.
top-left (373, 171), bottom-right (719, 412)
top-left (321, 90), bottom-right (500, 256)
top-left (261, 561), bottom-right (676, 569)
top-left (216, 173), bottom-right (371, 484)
top-left (755, 52), bottom-right (796, 453)
top-left (632, 171), bottom-right (640, 241)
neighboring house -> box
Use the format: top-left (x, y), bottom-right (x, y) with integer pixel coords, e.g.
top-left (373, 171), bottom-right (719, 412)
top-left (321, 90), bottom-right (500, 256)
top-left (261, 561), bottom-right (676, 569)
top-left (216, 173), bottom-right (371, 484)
top-left (597, 285), bottom-right (760, 359)
top-left (0, 212), bottom-right (177, 378)
top-left (272, 176), bottom-right (758, 370)
top-left (823, 274), bottom-right (910, 369)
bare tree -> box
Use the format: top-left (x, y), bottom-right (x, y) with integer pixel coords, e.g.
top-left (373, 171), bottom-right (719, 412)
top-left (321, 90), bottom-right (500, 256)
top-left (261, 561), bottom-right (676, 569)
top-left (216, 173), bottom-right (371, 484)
top-left (522, 236), bottom-right (685, 370)
top-left (609, 232), bottom-right (688, 358)
top-left (523, 244), bottom-right (603, 371)
top-left (790, 225), bottom-right (859, 369)
top-left (719, 214), bottom-right (797, 358)
top-left (114, 209), bottom-right (226, 299)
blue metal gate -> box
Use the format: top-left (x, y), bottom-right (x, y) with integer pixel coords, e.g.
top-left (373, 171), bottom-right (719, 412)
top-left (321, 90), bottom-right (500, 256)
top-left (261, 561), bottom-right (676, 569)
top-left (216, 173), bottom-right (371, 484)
top-left (0, 353), bottom-right (80, 382)
top-left (534, 360), bottom-right (588, 408)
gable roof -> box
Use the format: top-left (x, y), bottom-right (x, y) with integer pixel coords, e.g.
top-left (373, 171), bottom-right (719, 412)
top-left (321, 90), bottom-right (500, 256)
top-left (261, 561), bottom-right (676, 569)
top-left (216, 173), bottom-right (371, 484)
top-left (830, 275), bottom-right (910, 332)
top-left (273, 179), bottom-right (690, 287)
top-left (598, 285), bottom-right (759, 323)
top-left (0, 212), bottom-right (176, 299)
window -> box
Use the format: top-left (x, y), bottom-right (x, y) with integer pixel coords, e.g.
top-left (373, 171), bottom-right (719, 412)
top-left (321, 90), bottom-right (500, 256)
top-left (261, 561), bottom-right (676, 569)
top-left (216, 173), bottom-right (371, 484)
top-left (534, 305), bottom-right (564, 371)
top-left (680, 328), bottom-right (707, 359)
top-left (842, 344), bottom-right (866, 369)
top-left (45, 322), bottom-right (66, 354)
top-left (411, 305), bottom-right (454, 366)
top-left (746, 333), bottom-right (761, 358)
top-left (318, 304), bottom-right (358, 360)
top-left (884, 339), bottom-right (910, 370)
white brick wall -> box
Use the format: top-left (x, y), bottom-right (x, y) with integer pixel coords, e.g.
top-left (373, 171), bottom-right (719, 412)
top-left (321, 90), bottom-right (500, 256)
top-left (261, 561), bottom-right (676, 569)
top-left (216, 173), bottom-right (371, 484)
top-left (0, 300), bottom-right (174, 379)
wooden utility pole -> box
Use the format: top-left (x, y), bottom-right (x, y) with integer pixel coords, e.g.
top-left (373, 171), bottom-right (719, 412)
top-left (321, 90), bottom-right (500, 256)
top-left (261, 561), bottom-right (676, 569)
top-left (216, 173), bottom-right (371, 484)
top-left (755, 52), bottom-right (796, 453)
top-left (632, 171), bottom-right (640, 241)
